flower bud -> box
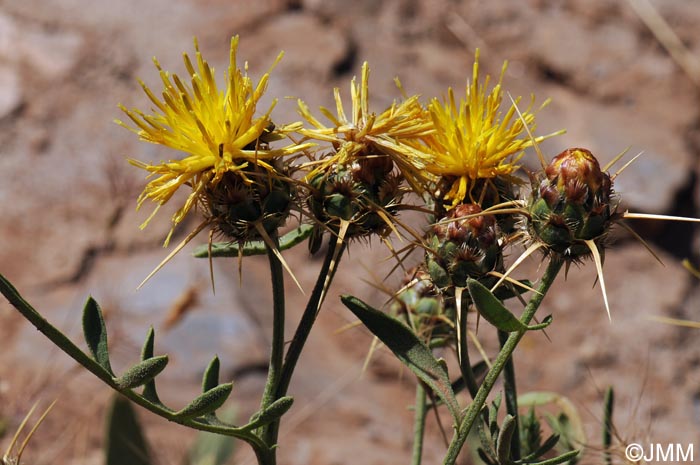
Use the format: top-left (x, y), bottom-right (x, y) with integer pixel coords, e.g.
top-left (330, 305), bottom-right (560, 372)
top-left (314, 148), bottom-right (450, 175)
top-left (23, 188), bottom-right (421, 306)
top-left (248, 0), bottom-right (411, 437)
top-left (528, 148), bottom-right (615, 257)
top-left (426, 204), bottom-right (502, 289)
top-left (204, 162), bottom-right (294, 242)
top-left (307, 161), bottom-right (403, 239)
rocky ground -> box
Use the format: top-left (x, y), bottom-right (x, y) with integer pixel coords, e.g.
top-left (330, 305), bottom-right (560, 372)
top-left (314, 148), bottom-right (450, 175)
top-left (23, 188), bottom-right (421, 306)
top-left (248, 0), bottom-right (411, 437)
top-left (1, 0), bottom-right (700, 464)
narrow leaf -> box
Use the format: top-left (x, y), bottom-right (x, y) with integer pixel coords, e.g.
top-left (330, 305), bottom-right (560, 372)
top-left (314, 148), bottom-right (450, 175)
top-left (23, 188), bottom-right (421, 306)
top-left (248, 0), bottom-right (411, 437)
top-left (468, 279), bottom-right (527, 332)
top-left (245, 396), bottom-right (294, 430)
top-left (82, 297), bottom-right (114, 374)
top-left (192, 224), bottom-right (314, 258)
top-left (202, 356), bottom-right (221, 393)
top-left (140, 328), bottom-right (160, 403)
top-left (175, 383), bottom-right (233, 420)
top-left (341, 295), bottom-right (461, 424)
top-left (105, 395), bottom-right (152, 465)
top-left (496, 414), bottom-right (517, 465)
top-left (114, 355), bottom-right (169, 390)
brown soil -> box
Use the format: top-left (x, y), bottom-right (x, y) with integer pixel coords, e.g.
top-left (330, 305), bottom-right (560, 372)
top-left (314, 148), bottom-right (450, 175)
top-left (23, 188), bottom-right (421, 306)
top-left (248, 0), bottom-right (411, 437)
top-left (1, 1), bottom-right (700, 464)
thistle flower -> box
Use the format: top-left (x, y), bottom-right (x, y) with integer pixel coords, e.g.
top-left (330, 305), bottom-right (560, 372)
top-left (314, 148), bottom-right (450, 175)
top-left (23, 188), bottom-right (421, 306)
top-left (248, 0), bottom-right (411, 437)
top-left (419, 50), bottom-right (561, 208)
top-left (117, 36), bottom-right (310, 246)
top-left (297, 62), bottom-right (433, 242)
top-left (298, 61), bottom-right (434, 193)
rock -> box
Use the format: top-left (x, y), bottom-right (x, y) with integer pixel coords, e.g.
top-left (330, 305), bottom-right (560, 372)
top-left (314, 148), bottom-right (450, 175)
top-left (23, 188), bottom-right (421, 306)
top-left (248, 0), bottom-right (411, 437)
top-left (245, 12), bottom-right (350, 81)
top-left (0, 12), bottom-right (83, 80)
top-left (0, 65), bottom-right (22, 118)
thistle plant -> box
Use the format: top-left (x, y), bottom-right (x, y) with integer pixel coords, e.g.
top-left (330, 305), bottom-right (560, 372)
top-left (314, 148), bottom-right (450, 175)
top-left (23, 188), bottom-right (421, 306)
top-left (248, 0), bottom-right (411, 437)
top-left (1, 37), bottom-right (699, 465)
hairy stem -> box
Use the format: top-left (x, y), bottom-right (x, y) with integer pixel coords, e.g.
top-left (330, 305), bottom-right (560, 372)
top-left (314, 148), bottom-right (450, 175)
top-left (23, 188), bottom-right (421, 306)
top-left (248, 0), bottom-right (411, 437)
top-left (263, 238), bottom-right (346, 446)
top-left (412, 382), bottom-right (428, 465)
top-left (498, 329), bottom-right (521, 461)
top-left (257, 241), bottom-right (286, 438)
top-left (443, 258), bottom-right (563, 465)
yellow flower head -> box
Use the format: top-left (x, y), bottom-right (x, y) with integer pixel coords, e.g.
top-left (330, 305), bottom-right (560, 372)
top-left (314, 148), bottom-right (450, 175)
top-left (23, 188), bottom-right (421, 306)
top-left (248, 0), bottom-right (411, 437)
top-left (422, 50), bottom-right (560, 207)
top-left (297, 62), bottom-right (434, 193)
top-left (117, 36), bottom-right (309, 244)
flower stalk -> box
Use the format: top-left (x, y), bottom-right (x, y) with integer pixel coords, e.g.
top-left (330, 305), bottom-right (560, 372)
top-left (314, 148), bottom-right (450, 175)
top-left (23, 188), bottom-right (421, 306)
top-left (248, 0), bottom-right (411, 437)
top-left (443, 258), bottom-right (563, 465)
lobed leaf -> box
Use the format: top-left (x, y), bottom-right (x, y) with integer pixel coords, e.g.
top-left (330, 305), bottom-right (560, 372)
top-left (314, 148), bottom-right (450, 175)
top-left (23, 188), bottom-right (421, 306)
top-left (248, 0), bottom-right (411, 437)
top-left (114, 355), bottom-right (169, 390)
top-left (82, 297), bottom-right (114, 375)
top-left (175, 383), bottom-right (233, 420)
top-left (245, 396), bottom-right (294, 430)
top-left (202, 356), bottom-right (221, 393)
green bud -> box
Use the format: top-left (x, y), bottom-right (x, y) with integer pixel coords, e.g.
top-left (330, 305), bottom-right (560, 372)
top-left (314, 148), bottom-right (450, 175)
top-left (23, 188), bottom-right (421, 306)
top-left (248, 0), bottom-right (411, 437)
top-left (308, 160), bottom-right (403, 239)
top-left (529, 148), bottom-right (615, 257)
top-left (426, 204), bottom-right (502, 289)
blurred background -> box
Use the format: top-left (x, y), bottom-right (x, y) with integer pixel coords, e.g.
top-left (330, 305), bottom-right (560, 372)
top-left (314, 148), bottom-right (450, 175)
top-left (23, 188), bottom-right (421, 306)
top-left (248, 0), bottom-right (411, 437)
top-left (1, 0), bottom-right (699, 463)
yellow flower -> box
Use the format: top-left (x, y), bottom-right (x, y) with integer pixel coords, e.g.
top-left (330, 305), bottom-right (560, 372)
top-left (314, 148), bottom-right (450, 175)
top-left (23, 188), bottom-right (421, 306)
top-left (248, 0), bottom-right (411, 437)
top-left (117, 36), bottom-right (309, 244)
top-left (421, 50), bottom-right (561, 206)
top-left (297, 62), bottom-right (434, 193)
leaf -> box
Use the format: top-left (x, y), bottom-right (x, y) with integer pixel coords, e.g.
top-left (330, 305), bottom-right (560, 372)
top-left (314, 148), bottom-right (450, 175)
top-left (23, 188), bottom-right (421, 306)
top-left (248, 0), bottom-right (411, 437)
top-left (114, 356), bottom-right (169, 390)
top-left (175, 384), bottom-right (233, 420)
top-left (105, 395), bottom-right (152, 465)
top-left (341, 295), bottom-right (461, 424)
top-left (518, 392), bottom-right (586, 449)
top-left (82, 297), bottom-right (114, 375)
top-left (202, 356), bottom-right (221, 393)
top-left (467, 279), bottom-right (552, 332)
top-left (140, 328), bottom-right (161, 403)
top-left (496, 414), bottom-right (517, 465)
top-left (192, 224), bottom-right (313, 258)
top-left (245, 396), bottom-right (294, 430)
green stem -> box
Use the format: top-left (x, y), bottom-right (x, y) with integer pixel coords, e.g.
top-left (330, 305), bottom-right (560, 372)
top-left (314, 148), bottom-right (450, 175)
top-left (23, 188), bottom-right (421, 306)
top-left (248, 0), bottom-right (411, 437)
top-left (443, 258), bottom-right (563, 465)
top-left (412, 382), bottom-right (428, 465)
top-left (0, 274), bottom-right (273, 463)
top-left (498, 329), bottom-right (521, 461)
top-left (457, 296), bottom-right (479, 399)
top-left (603, 386), bottom-right (614, 465)
top-left (258, 242), bottom-right (286, 430)
top-left (263, 238), bottom-right (346, 446)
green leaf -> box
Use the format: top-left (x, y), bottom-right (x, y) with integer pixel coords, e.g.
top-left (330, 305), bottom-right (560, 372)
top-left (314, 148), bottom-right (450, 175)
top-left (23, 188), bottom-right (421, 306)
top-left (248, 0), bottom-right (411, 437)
top-left (245, 396), bottom-right (294, 430)
top-left (202, 356), bottom-right (221, 393)
top-left (341, 295), bottom-right (461, 424)
top-left (82, 297), bottom-right (114, 375)
top-left (192, 224), bottom-right (313, 258)
top-left (496, 414), bottom-right (516, 465)
top-left (105, 394), bottom-right (152, 465)
top-left (140, 328), bottom-right (161, 403)
top-left (519, 391), bottom-right (586, 450)
top-left (175, 383), bottom-right (233, 420)
top-left (467, 279), bottom-right (552, 332)
top-left (114, 355), bottom-right (169, 390)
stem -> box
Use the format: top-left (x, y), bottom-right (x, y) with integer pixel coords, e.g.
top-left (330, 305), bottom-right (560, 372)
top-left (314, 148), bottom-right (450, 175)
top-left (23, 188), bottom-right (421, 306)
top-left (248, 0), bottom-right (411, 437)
top-left (258, 242), bottom-right (286, 423)
top-left (603, 386), bottom-right (614, 465)
top-left (263, 238), bottom-right (346, 446)
top-left (412, 382), bottom-right (428, 465)
top-left (443, 258), bottom-right (563, 465)
top-left (457, 295), bottom-right (479, 399)
top-left (498, 329), bottom-right (520, 461)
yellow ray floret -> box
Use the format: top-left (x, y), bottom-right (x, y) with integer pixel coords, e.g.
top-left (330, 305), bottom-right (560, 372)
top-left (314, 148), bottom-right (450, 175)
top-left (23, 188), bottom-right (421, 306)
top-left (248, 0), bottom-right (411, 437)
top-left (422, 50), bottom-right (561, 206)
top-left (297, 62), bottom-right (434, 193)
top-left (116, 36), bottom-right (309, 243)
